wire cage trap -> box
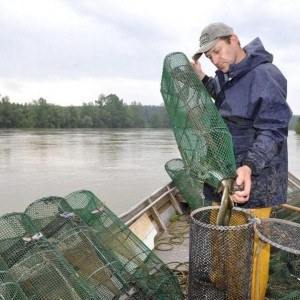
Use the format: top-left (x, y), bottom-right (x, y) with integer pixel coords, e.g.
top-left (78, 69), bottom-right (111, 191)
top-left (165, 158), bottom-right (207, 210)
top-left (25, 196), bottom-right (145, 300)
top-left (0, 255), bottom-right (28, 300)
top-left (255, 218), bottom-right (300, 299)
top-left (160, 51), bottom-right (236, 189)
top-left (0, 212), bottom-right (98, 299)
top-left (188, 206), bottom-right (255, 300)
top-left (65, 190), bottom-right (184, 300)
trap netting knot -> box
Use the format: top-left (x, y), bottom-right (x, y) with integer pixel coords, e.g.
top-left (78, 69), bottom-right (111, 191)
top-left (160, 52), bottom-right (236, 189)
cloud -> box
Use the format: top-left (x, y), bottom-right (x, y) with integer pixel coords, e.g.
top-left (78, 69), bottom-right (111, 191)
top-left (0, 0), bottom-right (173, 81)
top-left (0, 0), bottom-right (299, 113)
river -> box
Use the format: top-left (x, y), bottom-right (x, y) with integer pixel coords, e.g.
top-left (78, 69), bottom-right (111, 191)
top-left (0, 129), bottom-right (299, 216)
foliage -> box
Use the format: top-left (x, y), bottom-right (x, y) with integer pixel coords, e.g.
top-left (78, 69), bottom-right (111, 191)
top-left (0, 94), bottom-right (171, 129)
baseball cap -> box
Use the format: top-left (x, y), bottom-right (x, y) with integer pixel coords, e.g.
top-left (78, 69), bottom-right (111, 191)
top-left (192, 22), bottom-right (234, 61)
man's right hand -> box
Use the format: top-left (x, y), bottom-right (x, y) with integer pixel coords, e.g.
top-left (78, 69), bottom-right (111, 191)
top-left (231, 165), bottom-right (252, 204)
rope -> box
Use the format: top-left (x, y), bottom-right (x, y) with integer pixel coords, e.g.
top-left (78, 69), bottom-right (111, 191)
top-left (154, 214), bottom-right (190, 297)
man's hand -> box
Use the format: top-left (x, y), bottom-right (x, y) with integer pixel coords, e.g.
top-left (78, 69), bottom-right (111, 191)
top-left (231, 165), bottom-right (252, 203)
top-left (191, 60), bottom-right (206, 80)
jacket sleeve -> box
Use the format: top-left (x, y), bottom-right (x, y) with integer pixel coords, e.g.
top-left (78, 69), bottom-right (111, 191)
top-left (242, 71), bottom-right (292, 175)
top-left (202, 75), bottom-right (217, 99)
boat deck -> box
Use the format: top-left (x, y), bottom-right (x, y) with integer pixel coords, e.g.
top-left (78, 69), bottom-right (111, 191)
top-left (121, 173), bottom-right (300, 299)
top-left (154, 214), bottom-right (190, 297)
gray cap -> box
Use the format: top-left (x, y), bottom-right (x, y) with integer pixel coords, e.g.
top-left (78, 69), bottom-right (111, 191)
top-left (192, 22), bottom-right (234, 61)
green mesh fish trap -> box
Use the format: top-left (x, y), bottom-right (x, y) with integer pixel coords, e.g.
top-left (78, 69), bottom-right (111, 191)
top-left (165, 158), bottom-right (207, 210)
top-left (160, 52), bottom-right (236, 189)
top-left (0, 212), bottom-right (98, 299)
top-left (0, 255), bottom-right (28, 299)
top-left (255, 218), bottom-right (300, 299)
top-left (25, 196), bottom-right (144, 299)
top-left (188, 207), bottom-right (255, 299)
top-left (65, 190), bottom-right (184, 300)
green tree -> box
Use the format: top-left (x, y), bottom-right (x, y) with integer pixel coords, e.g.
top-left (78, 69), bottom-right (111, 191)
top-left (150, 111), bottom-right (163, 128)
top-left (67, 106), bottom-right (81, 127)
top-left (31, 98), bottom-right (53, 128)
top-left (0, 93), bottom-right (172, 128)
top-left (81, 115), bottom-right (93, 127)
top-left (100, 94), bottom-right (133, 128)
top-left (0, 96), bottom-right (24, 127)
top-left (130, 102), bottom-right (147, 127)
top-left (19, 103), bottom-right (35, 127)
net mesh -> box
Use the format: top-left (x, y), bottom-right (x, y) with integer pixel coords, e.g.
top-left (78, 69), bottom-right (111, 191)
top-left (0, 192), bottom-right (184, 299)
top-left (255, 218), bottom-right (300, 299)
top-left (25, 196), bottom-right (145, 299)
top-left (188, 206), bottom-right (255, 300)
top-left (165, 158), bottom-right (208, 209)
top-left (0, 212), bottom-right (98, 299)
top-left (160, 52), bottom-right (236, 188)
top-left (0, 255), bottom-right (28, 299)
top-left (65, 190), bottom-right (184, 300)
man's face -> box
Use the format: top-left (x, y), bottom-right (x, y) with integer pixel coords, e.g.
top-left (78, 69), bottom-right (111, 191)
top-left (205, 38), bottom-right (238, 73)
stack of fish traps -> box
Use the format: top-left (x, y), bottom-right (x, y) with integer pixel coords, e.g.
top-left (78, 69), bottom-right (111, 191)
top-left (0, 191), bottom-right (184, 299)
top-left (0, 212), bottom-right (98, 299)
top-left (64, 190), bottom-right (183, 299)
top-left (0, 255), bottom-right (28, 299)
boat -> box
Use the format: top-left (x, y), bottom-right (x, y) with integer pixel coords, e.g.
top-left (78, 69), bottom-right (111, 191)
top-left (119, 171), bottom-right (300, 299)
top-left (0, 172), bottom-right (299, 299)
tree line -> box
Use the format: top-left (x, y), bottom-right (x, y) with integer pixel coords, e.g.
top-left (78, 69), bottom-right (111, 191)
top-left (0, 94), bottom-right (171, 129)
top-left (1, 93), bottom-right (299, 132)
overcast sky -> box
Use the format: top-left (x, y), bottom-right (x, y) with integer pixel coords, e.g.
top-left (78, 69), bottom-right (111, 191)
top-left (0, 0), bottom-right (299, 114)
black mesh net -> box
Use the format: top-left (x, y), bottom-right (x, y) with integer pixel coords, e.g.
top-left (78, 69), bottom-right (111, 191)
top-left (255, 218), bottom-right (300, 299)
top-left (188, 206), bottom-right (255, 299)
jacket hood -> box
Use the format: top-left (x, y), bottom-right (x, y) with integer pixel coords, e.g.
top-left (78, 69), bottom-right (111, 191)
top-left (244, 37), bottom-right (273, 63)
top-left (226, 37), bottom-right (273, 79)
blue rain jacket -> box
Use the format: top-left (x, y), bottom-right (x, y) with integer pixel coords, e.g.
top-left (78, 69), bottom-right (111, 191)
top-left (202, 37), bottom-right (292, 208)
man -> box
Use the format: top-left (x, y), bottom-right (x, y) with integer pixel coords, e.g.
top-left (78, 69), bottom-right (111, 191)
top-left (191, 22), bottom-right (292, 299)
